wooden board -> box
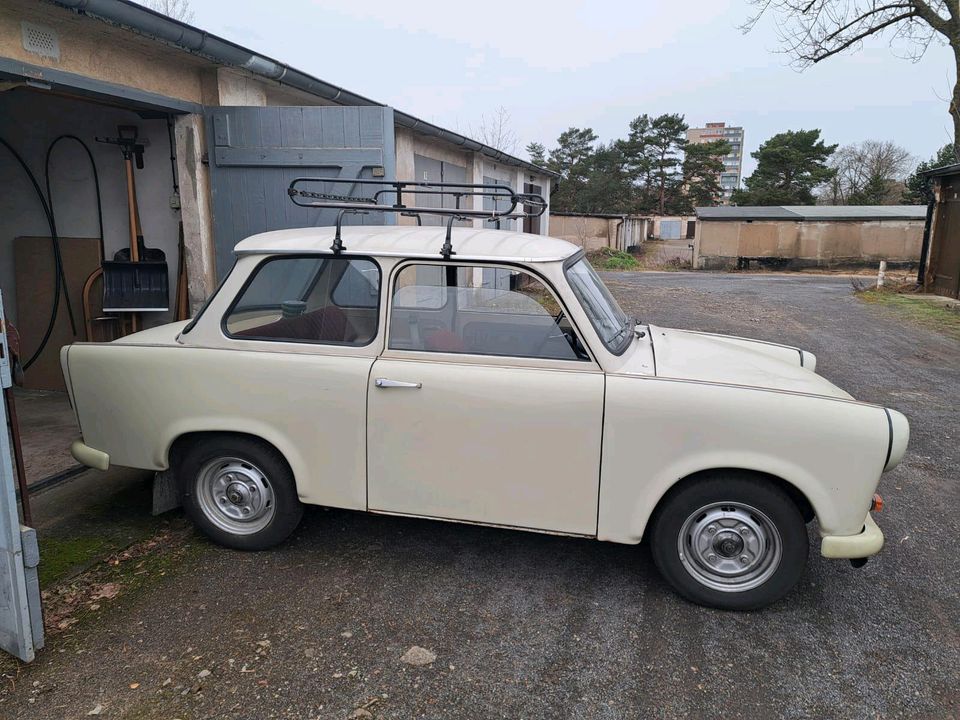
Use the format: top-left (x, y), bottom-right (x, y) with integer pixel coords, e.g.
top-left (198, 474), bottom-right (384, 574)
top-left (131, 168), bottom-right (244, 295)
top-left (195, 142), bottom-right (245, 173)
top-left (14, 236), bottom-right (101, 391)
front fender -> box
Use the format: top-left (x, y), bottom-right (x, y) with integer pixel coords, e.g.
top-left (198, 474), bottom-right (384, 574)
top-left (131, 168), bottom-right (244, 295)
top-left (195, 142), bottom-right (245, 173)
top-left (598, 376), bottom-right (891, 543)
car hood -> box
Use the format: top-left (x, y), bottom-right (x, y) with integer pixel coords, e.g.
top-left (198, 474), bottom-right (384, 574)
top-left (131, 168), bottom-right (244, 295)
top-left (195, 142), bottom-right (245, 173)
top-left (647, 325), bottom-right (852, 399)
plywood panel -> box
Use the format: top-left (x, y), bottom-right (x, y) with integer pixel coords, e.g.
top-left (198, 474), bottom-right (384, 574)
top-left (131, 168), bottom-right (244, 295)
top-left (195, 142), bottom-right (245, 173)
top-left (14, 236), bottom-right (100, 391)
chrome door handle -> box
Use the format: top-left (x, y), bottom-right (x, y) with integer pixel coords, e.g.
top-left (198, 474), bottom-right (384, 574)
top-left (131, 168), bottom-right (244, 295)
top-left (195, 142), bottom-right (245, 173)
top-left (375, 378), bottom-right (422, 389)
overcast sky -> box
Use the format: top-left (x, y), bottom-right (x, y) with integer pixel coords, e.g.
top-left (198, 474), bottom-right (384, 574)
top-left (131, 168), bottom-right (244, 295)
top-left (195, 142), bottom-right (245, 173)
top-left (189, 0), bottom-right (955, 176)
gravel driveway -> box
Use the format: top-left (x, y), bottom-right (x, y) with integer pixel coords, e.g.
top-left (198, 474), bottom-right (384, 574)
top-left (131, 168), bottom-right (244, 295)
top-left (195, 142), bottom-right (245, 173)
top-left (3, 272), bottom-right (958, 720)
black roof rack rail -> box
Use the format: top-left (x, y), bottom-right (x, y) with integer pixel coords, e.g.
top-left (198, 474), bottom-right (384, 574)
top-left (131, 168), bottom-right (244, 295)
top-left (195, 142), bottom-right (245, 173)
top-left (287, 177), bottom-right (547, 258)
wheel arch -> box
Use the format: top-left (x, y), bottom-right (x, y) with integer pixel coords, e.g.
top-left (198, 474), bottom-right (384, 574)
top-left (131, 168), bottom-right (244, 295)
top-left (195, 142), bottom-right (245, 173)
top-left (647, 468), bottom-right (816, 535)
top-left (166, 430), bottom-right (297, 486)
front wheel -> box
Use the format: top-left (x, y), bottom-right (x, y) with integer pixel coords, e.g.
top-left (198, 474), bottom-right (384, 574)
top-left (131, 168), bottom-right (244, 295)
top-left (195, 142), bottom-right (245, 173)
top-left (178, 435), bottom-right (304, 551)
top-left (650, 473), bottom-right (808, 610)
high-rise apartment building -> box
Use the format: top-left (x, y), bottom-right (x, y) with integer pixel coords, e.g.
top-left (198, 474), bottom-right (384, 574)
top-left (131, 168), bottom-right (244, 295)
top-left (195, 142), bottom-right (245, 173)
top-left (686, 122), bottom-right (744, 204)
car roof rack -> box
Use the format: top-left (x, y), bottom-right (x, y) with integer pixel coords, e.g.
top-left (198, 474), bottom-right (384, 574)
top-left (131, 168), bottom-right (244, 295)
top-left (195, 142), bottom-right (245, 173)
top-left (287, 177), bottom-right (547, 258)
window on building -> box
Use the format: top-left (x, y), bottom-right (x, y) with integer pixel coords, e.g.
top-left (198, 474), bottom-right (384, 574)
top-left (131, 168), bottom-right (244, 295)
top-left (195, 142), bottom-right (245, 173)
top-left (225, 256), bottom-right (380, 346)
top-left (389, 264), bottom-right (589, 361)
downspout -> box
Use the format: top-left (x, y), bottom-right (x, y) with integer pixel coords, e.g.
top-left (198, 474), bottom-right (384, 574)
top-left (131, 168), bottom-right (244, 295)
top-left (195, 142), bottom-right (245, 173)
top-left (614, 217), bottom-right (625, 252)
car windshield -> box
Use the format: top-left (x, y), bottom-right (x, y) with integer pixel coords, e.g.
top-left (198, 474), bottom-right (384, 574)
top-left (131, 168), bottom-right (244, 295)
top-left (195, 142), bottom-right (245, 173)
top-left (565, 258), bottom-right (633, 354)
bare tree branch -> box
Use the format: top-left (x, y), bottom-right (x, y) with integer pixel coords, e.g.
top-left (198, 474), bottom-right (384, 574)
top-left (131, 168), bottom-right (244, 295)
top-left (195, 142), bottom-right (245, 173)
top-left (139, 0), bottom-right (194, 23)
top-left (743, 1), bottom-right (960, 151)
top-left (471, 106), bottom-right (519, 156)
top-left (806, 12), bottom-right (917, 62)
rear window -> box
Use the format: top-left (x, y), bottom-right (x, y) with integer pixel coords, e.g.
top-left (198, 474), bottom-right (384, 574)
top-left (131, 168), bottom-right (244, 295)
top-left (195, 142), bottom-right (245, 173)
top-left (224, 256), bottom-right (380, 346)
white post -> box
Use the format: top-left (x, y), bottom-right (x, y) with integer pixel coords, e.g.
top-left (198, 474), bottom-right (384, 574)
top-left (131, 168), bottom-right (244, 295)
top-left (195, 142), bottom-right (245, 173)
top-left (877, 260), bottom-right (887, 288)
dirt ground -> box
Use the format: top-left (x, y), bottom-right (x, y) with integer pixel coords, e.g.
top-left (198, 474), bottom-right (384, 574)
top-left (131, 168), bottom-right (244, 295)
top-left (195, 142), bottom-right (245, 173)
top-left (2, 272), bottom-right (958, 719)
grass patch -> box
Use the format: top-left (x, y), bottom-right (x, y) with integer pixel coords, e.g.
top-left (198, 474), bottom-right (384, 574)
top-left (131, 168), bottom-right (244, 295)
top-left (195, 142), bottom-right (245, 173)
top-left (587, 247), bottom-right (641, 271)
top-left (854, 284), bottom-right (960, 340)
top-left (587, 245), bottom-right (693, 272)
top-left (38, 535), bottom-right (114, 588)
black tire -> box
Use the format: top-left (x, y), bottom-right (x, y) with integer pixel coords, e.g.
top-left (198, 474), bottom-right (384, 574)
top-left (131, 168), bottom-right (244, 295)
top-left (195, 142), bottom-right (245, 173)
top-left (649, 472), bottom-right (808, 611)
top-left (177, 435), bottom-right (304, 551)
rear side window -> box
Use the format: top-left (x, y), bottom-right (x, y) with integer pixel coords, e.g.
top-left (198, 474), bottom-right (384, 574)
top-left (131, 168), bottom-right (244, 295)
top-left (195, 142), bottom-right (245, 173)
top-left (388, 264), bottom-right (589, 361)
top-left (224, 256), bottom-right (380, 346)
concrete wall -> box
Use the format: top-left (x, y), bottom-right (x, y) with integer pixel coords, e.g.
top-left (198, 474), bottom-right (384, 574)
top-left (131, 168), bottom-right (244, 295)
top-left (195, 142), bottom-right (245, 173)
top-left (551, 216), bottom-right (620, 251)
top-left (395, 127), bottom-right (552, 234)
top-left (694, 218), bottom-right (924, 270)
top-left (0, 0), bottom-right (210, 104)
top-left (0, 91), bottom-right (181, 326)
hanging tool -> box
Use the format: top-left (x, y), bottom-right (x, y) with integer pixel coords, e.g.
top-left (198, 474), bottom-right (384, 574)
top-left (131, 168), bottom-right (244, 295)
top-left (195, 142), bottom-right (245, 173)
top-left (44, 135), bottom-right (121, 343)
top-left (96, 126), bottom-right (169, 332)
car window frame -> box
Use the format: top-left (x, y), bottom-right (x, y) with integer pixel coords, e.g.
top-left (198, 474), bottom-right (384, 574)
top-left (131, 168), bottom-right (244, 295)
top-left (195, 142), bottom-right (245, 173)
top-left (220, 253), bottom-right (383, 348)
top-left (563, 250), bottom-right (633, 357)
top-left (385, 259), bottom-right (596, 365)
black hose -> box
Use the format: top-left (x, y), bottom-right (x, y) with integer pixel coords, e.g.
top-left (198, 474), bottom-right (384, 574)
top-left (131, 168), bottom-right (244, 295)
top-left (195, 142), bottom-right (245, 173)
top-left (45, 135), bottom-right (105, 262)
top-left (0, 137), bottom-right (64, 371)
top-left (45, 136), bottom-right (106, 335)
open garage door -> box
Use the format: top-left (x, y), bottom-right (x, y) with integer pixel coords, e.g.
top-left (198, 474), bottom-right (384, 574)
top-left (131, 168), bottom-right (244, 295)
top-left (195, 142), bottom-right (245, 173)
top-left (206, 106), bottom-right (396, 280)
top-left (0, 291), bottom-right (43, 662)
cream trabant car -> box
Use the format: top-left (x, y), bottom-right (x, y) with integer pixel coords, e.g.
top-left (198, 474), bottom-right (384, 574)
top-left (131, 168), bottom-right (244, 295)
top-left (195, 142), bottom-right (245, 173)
top-left (61, 185), bottom-right (908, 610)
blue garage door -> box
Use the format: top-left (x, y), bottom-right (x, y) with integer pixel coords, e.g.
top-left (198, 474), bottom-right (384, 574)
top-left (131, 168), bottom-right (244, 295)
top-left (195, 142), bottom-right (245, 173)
top-left (660, 220), bottom-right (682, 240)
top-left (206, 106), bottom-right (396, 280)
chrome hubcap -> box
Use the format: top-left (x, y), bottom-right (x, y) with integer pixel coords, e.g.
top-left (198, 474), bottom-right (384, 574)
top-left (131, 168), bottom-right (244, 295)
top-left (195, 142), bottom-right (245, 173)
top-left (195, 457), bottom-right (275, 535)
top-left (678, 502), bottom-right (782, 593)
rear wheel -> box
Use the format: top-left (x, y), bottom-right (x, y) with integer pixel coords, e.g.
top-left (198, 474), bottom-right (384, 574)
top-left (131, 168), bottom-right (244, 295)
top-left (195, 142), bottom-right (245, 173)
top-left (177, 436), bottom-right (304, 550)
top-left (650, 473), bottom-right (808, 610)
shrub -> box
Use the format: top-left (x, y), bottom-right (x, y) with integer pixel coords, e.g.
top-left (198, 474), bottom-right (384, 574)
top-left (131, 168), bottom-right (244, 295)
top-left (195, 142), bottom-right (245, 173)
top-left (588, 247), bottom-right (640, 271)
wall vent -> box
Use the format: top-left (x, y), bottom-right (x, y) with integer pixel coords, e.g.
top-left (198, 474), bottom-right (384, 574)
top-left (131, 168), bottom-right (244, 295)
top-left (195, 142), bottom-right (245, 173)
top-left (21, 22), bottom-right (60, 61)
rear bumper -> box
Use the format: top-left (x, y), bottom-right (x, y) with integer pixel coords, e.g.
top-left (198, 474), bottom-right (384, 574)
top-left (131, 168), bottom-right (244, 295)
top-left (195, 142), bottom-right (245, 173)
top-left (70, 440), bottom-right (110, 471)
top-left (820, 513), bottom-right (884, 559)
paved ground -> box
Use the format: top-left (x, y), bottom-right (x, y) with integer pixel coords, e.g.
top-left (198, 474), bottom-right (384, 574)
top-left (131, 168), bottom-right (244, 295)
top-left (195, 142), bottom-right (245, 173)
top-left (2, 272), bottom-right (958, 719)
top-left (12, 388), bottom-right (80, 484)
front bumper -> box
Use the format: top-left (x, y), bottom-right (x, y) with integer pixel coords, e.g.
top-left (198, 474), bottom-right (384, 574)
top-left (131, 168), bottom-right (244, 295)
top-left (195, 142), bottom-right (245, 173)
top-left (70, 440), bottom-right (110, 471)
top-left (820, 513), bottom-right (884, 559)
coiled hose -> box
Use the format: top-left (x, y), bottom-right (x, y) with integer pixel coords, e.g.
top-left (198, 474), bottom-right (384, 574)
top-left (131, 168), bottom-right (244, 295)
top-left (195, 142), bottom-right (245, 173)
top-left (0, 137), bottom-right (68, 370)
top-left (0, 135), bottom-right (105, 370)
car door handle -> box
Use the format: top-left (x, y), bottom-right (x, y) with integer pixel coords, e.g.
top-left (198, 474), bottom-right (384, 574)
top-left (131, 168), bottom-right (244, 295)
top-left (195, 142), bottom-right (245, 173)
top-left (375, 378), bottom-right (422, 389)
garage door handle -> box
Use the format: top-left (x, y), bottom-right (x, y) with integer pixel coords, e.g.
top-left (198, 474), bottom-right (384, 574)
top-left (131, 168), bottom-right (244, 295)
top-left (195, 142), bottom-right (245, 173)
top-left (375, 378), bottom-right (422, 389)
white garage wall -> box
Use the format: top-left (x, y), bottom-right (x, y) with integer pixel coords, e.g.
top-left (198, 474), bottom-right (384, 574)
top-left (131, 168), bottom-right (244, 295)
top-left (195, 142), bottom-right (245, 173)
top-left (0, 90), bottom-right (181, 326)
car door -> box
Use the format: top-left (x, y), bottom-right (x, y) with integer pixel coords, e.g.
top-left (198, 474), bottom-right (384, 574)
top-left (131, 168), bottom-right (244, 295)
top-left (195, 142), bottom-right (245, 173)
top-left (367, 262), bottom-right (604, 536)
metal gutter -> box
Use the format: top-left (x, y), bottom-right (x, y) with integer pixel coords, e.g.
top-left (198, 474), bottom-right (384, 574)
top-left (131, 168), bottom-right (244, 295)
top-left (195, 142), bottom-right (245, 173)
top-left (920, 162), bottom-right (960, 179)
top-left (51, 0), bottom-right (558, 177)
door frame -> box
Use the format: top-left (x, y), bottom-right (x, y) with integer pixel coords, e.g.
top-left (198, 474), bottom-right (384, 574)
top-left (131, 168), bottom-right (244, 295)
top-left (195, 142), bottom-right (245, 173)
top-left (379, 258), bottom-right (602, 371)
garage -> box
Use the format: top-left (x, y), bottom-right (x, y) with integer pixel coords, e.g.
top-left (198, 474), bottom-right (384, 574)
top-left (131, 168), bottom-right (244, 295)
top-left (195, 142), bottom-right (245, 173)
top-left (0, 0), bottom-right (555, 661)
top-left (0, 83), bottom-right (194, 487)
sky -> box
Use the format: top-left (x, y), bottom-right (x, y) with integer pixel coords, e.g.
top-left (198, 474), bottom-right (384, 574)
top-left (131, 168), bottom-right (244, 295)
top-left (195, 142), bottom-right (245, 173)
top-left (186, 0), bottom-right (956, 177)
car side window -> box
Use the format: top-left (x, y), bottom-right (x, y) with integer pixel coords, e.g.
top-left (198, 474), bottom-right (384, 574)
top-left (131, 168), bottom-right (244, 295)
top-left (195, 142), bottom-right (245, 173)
top-left (389, 264), bottom-right (589, 361)
top-left (224, 256), bottom-right (380, 346)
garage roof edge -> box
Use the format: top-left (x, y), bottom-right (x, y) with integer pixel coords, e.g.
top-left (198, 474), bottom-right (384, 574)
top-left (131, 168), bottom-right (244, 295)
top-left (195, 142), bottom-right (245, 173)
top-left (695, 205), bottom-right (927, 221)
top-left (50, 0), bottom-right (558, 178)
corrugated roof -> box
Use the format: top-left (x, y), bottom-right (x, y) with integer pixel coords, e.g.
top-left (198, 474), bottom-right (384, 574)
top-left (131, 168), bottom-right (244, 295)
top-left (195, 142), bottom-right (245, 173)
top-left (695, 205), bottom-right (927, 221)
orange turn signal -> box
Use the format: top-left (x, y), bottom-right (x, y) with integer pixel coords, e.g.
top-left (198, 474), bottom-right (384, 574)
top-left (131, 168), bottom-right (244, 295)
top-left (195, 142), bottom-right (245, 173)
top-left (871, 494), bottom-right (884, 513)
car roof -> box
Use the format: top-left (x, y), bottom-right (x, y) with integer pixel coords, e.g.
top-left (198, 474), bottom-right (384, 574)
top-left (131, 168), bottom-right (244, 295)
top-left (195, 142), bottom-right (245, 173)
top-left (233, 225), bottom-right (580, 263)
